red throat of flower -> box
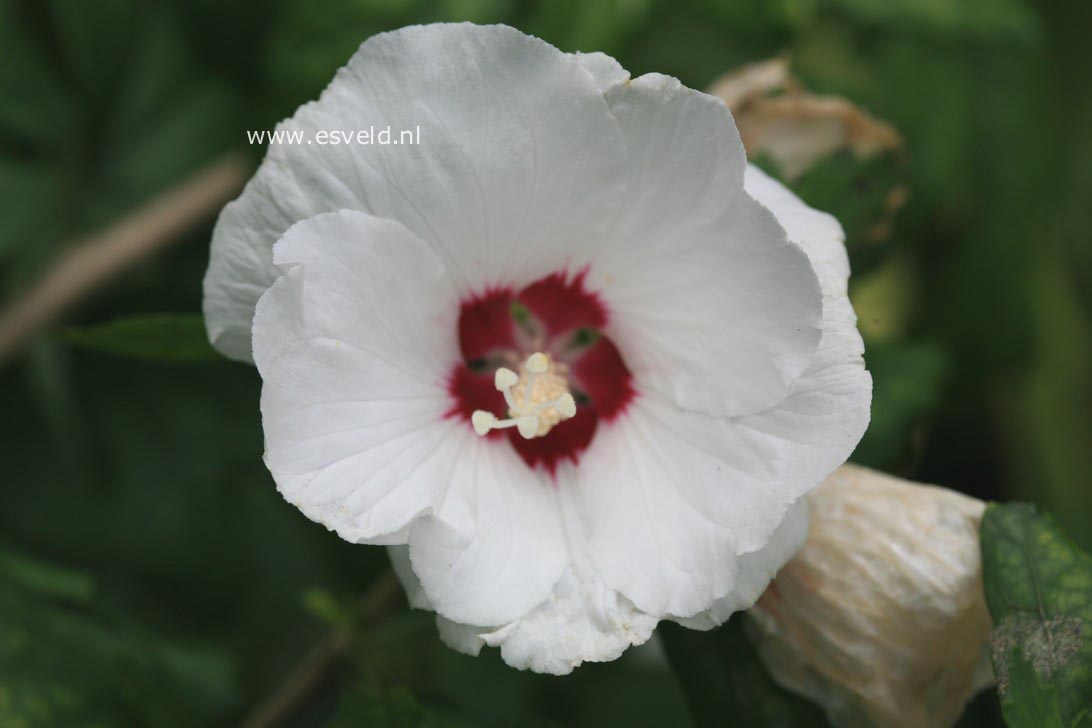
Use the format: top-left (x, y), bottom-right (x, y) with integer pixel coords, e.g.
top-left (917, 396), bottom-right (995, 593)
top-left (447, 270), bottom-right (635, 475)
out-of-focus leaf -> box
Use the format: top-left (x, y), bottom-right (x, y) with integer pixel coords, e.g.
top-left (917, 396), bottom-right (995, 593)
top-left (850, 253), bottom-right (915, 342)
top-left (1003, 251), bottom-right (1092, 549)
top-left (434, 0), bottom-right (512, 24)
top-left (64, 314), bottom-right (217, 362)
top-left (0, 0), bottom-right (238, 287)
top-left (769, 150), bottom-right (907, 276)
top-left (520, 0), bottom-right (649, 54)
top-left (21, 338), bottom-right (85, 470)
top-left (328, 686), bottom-right (438, 728)
top-left (0, 545), bottom-right (236, 726)
top-left (301, 587), bottom-right (360, 632)
top-left (0, 544), bottom-right (94, 602)
top-left (659, 620), bottom-right (829, 728)
top-left (0, 160), bottom-right (69, 263)
top-left (701, 0), bottom-right (818, 31)
top-left (850, 339), bottom-right (946, 470)
top-left (0, 351), bottom-right (386, 713)
top-left (266, 0), bottom-right (435, 110)
top-left (266, 0), bottom-right (646, 114)
top-left (828, 0), bottom-right (1041, 39)
top-left (980, 503), bottom-right (1092, 727)
top-left (349, 609), bottom-right (689, 727)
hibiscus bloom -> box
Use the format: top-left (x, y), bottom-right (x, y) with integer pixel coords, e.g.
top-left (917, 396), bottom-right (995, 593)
top-left (203, 23), bottom-right (871, 674)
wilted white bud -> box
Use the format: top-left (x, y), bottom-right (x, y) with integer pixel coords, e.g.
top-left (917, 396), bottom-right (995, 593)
top-left (709, 58), bottom-right (903, 181)
top-left (748, 464), bottom-right (994, 728)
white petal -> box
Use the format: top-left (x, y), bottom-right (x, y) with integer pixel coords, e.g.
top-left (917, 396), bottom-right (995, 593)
top-left (407, 436), bottom-right (566, 626)
top-left (254, 210), bottom-right (460, 544)
top-left (257, 209), bottom-right (567, 627)
top-left (205, 23), bottom-right (627, 362)
top-left (589, 73), bottom-right (823, 417)
top-left (388, 544), bottom-right (432, 610)
top-left (737, 164), bottom-right (872, 492)
top-left (578, 163), bottom-right (869, 621)
top-left (743, 163), bottom-right (848, 296)
top-left (388, 545), bottom-right (488, 655)
top-left (432, 571), bottom-right (659, 675)
top-left (673, 498), bottom-right (808, 630)
top-left (480, 564), bottom-right (658, 675)
top-left (572, 51), bottom-right (630, 90)
top-left (408, 485), bottom-right (659, 674)
top-left (574, 406), bottom-right (743, 618)
top-left (436, 615), bottom-right (487, 656)
top-left (481, 482), bottom-right (660, 674)
top-left (574, 357), bottom-right (858, 621)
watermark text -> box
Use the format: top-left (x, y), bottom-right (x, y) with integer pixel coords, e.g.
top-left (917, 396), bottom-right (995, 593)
top-left (246, 125), bottom-right (421, 146)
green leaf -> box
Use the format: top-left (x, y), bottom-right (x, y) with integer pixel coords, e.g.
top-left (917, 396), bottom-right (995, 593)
top-left (64, 314), bottom-right (218, 362)
top-left (659, 619), bottom-right (829, 728)
top-left (1000, 650), bottom-right (1066, 728)
top-left (981, 503), bottom-right (1092, 728)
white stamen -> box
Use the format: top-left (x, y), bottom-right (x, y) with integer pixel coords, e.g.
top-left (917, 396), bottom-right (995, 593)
top-left (471, 352), bottom-right (577, 439)
top-left (494, 367), bottom-right (519, 390)
top-left (554, 393), bottom-right (577, 419)
top-left (471, 410), bottom-right (496, 436)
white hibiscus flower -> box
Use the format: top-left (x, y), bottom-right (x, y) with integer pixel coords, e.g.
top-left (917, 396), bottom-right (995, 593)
top-left (203, 23), bottom-right (871, 674)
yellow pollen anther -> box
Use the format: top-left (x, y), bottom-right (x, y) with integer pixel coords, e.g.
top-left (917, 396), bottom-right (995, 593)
top-left (471, 353), bottom-right (577, 439)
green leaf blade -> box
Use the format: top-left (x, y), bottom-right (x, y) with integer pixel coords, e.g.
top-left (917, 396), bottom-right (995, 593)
top-left (981, 503), bottom-right (1092, 727)
top-left (64, 314), bottom-right (218, 362)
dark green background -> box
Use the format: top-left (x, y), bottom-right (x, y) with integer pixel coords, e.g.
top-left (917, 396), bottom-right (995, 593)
top-left (1, 0), bottom-right (1089, 725)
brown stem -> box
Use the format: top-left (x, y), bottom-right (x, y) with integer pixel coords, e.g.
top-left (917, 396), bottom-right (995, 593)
top-left (0, 153), bottom-right (250, 367)
top-left (241, 570), bottom-right (404, 728)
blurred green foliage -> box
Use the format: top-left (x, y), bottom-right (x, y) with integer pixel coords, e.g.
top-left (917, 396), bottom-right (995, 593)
top-left (0, 544), bottom-right (235, 725)
top-left (1, 0), bottom-right (1090, 724)
top-left (851, 339), bottom-right (947, 470)
top-left (0, 1), bottom-right (238, 286)
top-left (328, 685), bottom-right (442, 728)
top-left (660, 619), bottom-right (829, 727)
top-left (63, 314), bottom-right (218, 362)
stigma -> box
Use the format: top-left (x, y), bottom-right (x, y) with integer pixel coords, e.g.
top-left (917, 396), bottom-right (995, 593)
top-left (472, 352), bottom-right (577, 439)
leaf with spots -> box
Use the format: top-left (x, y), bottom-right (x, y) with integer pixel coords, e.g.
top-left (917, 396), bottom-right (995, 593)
top-left (981, 503), bottom-right (1092, 727)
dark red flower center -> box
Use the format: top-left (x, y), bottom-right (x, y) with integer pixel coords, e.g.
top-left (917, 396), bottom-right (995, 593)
top-left (447, 270), bottom-right (635, 474)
